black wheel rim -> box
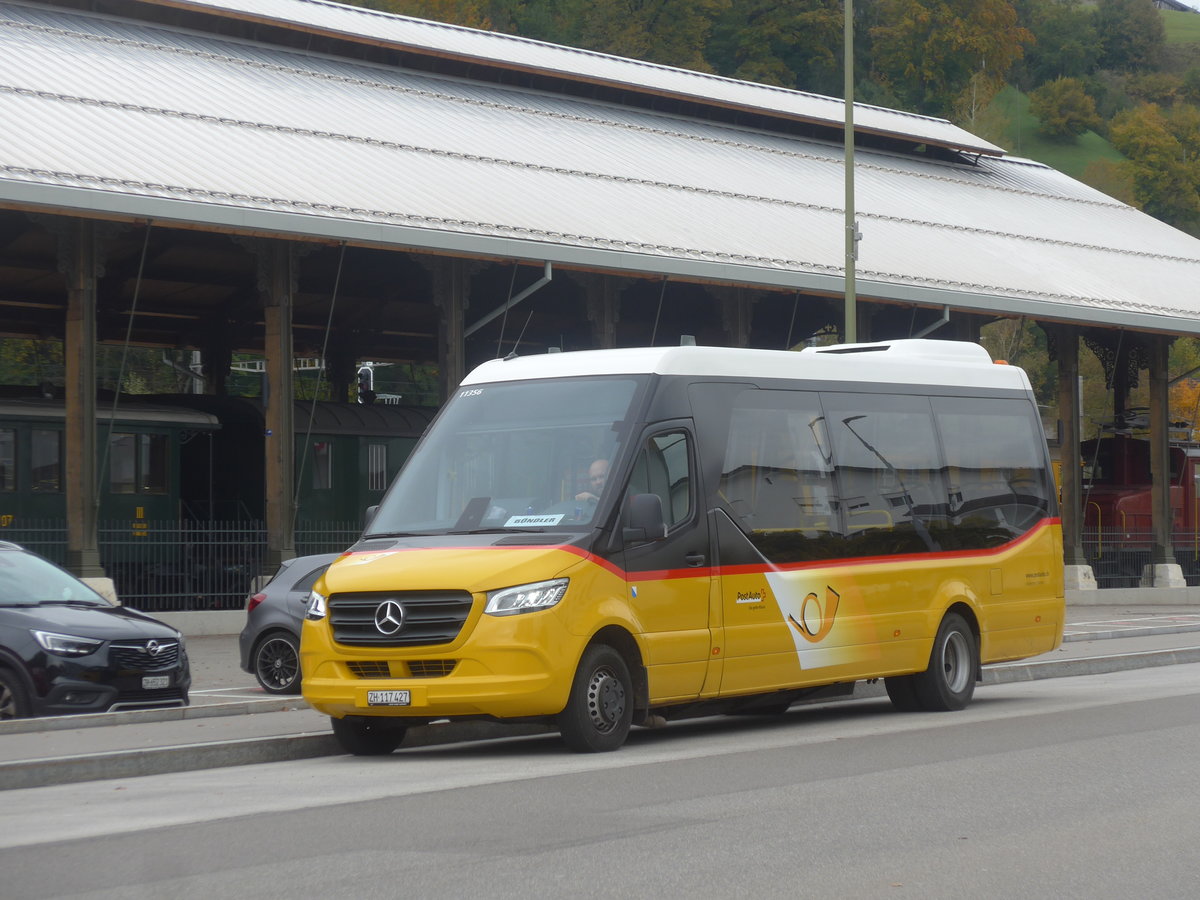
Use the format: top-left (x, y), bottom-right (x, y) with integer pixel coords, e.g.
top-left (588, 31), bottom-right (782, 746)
top-left (585, 665), bottom-right (626, 734)
top-left (256, 637), bottom-right (299, 690)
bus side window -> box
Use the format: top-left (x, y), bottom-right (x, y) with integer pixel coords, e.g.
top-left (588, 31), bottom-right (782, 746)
top-left (718, 391), bottom-right (833, 543)
top-left (629, 431), bottom-right (691, 529)
top-left (933, 397), bottom-right (1051, 543)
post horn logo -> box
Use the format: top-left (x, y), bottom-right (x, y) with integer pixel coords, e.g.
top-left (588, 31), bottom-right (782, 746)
top-left (788, 586), bottom-right (840, 643)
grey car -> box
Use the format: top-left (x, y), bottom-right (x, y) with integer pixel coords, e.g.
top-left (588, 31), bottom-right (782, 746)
top-left (238, 553), bottom-right (341, 694)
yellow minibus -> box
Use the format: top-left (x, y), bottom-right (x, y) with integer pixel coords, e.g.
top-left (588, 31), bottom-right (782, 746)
top-left (301, 340), bottom-right (1064, 754)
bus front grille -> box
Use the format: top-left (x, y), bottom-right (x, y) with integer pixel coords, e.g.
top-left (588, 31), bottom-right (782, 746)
top-left (329, 591), bottom-right (473, 647)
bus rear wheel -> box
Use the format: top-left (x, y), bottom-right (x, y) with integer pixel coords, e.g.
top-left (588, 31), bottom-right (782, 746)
top-left (331, 716), bottom-right (407, 756)
top-left (911, 612), bottom-right (977, 711)
top-left (558, 644), bottom-right (633, 753)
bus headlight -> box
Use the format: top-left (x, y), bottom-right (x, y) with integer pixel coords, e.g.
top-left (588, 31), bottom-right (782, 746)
top-left (484, 578), bottom-right (568, 616)
top-left (305, 589), bottom-right (328, 620)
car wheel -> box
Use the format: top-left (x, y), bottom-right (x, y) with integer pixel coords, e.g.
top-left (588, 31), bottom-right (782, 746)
top-left (0, 668), bottom-right (30, 720)
top-left (253, 632), bottom-right (302, 695)
top-left (331, 716), bottom-right (407, 756)
top-left (558, 644), bottom-right (634, 753)
top-left (911, 612), bottom-right (977, 711)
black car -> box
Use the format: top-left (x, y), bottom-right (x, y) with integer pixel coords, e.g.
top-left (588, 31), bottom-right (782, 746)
top-left (239, 553), bottom-right (341, 694)
top-left (0, 541), bottom-right (190, 719)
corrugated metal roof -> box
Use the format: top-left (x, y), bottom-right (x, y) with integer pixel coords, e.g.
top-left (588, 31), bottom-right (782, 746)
top-left (145, 0), bottom-right (1002, 155)
top-left (2, 0), bottom-right (1200, 333)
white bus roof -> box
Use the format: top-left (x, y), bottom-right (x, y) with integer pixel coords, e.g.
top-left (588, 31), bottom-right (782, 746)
top-left (461, 340), bottom-right (1032, 392)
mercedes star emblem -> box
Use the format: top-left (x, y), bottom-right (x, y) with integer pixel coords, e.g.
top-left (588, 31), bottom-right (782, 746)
top-left (374, 599), bottom-right (406, 635)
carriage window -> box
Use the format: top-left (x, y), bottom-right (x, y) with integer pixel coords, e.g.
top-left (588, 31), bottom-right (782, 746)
top-left (312, 441), bottom-right (332, 490)
top-left (139, 434), bottom-right (168, 494)
top-left (367, 443), bottom-right (386, 491)
top-left (0, 429), bottom-right (13, 492)
top-left (109, 433), bottom-right (136, 494)
top-left (31, 429), bottom-right (62, 493)
top-left (109, 433), bottom-right (167, 494)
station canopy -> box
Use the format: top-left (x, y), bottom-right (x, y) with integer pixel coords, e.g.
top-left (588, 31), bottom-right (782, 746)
top-left (2, 0), bottom-right (1200, 338)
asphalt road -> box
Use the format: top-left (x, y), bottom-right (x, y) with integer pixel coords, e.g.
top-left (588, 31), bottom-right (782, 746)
top-left (2, 663), bottom-right (1200, 898)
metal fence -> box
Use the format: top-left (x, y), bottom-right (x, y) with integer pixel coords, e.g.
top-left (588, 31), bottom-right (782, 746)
top-left (1, 519), bottom-right (361, 611)
top-left (1084, 529), bottom-right (1200, 589)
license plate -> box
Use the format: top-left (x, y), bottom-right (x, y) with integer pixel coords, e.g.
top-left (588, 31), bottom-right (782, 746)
top-left (142, 675), bottom-right (170, 690)
top-left (367, 690), bottom-right (411, 706)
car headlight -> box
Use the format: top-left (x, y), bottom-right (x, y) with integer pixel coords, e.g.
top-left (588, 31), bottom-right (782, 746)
top-left (33, 630), bottom-right (103, 657)
top-left (484, 578), bottom-right (569, 616)
top-left (305, 589), bottom-right (328, 620)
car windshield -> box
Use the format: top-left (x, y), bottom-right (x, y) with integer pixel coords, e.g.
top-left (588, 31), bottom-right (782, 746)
top-left (367, 375), bottom-right (643, 535)
top-left (0, 551), bottom-right (112, 608)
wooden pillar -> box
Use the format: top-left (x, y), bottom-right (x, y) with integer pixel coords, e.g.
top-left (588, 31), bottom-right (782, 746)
top-left (431, 259), bottom-right (469, 400)
top-left (1146, 335), bottom-right (1185, 585)
top-left (1054, 325), bottom-right (1092, 586)
top-left (719, 288), bottom-right (754, 348)
top-left (61, 220), bottom-right (105, 580)
top-left (583, 275), bottom-right (620, 349)
top-left (950, 313), bottom-right (982, 344)
top-left (261, 241), bottom-right (296, 573)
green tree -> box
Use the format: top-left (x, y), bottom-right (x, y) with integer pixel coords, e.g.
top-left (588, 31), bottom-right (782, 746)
top-left (1094, 0), bottom-right (1165, 73)
top-left (1109, 103), bottom-right (1200, 232)
top-left (1029, 76), bottom-right (1102, 138)
top-left (516, 0), bottom-right (725, 71)
top-left (373, 0), bottom-right (527, 30)
top-left (1127, 71), bottom-right (1184, 107)
top-left (705, 1), bottom-right (843, 93)
top-left (869, 0), bottom-right (1033, 117)
top-left (1013, 0), bottom-right (1099, 88)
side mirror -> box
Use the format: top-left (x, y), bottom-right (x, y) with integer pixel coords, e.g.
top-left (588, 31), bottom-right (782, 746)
top-left (623, 493), bottom-right (667, 544)
top-left (364, 505), bottom-right (379, 528)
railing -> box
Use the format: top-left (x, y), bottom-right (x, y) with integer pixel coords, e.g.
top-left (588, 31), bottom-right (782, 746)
top-left (1083, 528), bottom-right (1200, 589)
top-left (0, 519), bottom-right (361, 612)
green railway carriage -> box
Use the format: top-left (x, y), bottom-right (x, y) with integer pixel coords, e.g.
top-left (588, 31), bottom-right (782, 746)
top-left (0, 395), bottom-right (435, 609)
top-left (0, 397), bottom-right (219, 527)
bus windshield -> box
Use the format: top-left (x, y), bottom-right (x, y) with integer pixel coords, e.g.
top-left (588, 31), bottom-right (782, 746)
top-left (366, 375), bottom-right (644, 535)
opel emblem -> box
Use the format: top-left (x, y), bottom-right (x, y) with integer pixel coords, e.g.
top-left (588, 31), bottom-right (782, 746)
top-left (374, 600), bottom-right (405, 635)
top-left (146, 639), bottom-right (163, 657)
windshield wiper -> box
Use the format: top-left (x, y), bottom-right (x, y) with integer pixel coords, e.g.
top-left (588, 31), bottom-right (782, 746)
top-left (363, 531), bottom-right (435, 539)
top-left (36, 600), bottom-right (108, 608)
top-left (447, 527), bottom-right (546, 534)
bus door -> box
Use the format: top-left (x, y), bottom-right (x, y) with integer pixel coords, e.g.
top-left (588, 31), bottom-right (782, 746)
top-left (712, 388), bottom-right (839, 695)
top-left (619, 425), bottom-right (716, 703)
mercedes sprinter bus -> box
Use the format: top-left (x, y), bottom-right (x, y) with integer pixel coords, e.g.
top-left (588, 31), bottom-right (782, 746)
top-left (301, 340), bottom-right (1064, 754)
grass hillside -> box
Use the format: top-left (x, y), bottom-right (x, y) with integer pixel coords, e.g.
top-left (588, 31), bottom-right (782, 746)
top-left (986, 86), bottom-right (1125, 181)
top-left (1163, 9), bottom-right (1200, 44)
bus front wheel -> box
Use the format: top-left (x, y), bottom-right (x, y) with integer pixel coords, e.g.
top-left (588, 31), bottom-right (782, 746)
top-left (558, 644), bottom-right (634, 753)
top-left (911, 612), bottom-right (977, 711)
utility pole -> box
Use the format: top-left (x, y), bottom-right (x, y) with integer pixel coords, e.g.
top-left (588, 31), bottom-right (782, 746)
top-left (844, 0), bottom-right (859, 343)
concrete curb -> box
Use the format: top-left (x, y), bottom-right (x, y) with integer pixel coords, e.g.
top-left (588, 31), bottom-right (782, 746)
top-left (0, 696), bottom-right (308, 737)
top-left (0, 720), bottom-right (553, 791)
top-left (984, 645), bottom-right (1200, 683)
top-left (1063, 623), bottom-right (1200, 642)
